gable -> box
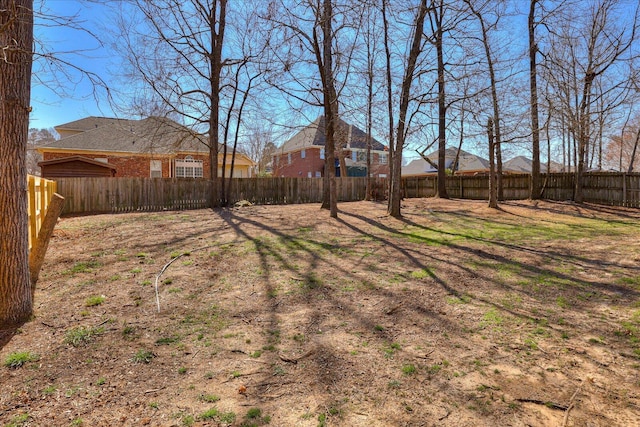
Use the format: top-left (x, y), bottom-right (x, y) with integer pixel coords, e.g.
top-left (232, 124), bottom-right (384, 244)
top-left (278, 116), bottom-right (386, 153)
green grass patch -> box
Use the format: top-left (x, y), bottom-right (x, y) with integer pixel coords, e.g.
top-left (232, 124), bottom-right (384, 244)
top-left (65, 260), bottom-right (101, 275)
top-left (131, 350), bottom-right (155, 364)
top-left (402, 364), bottom-right (417, 375)
top-left (410, 268), bottom-right (433, 279)
top-left (5, 413), bottom-right (30, 427)
top-left (85, 295), bottom-right (105, 307)
top-left (64, 326), bottom-right (105, 347)
top-left (481, 308), bottom-right (504, 327)
top-left (4, 351), bottom-right (39, 369)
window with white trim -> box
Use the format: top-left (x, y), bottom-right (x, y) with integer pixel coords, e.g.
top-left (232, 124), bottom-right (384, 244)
top-left (175, 156), bottom-right (204, 178)
top-left (301, 149), bottom-right (306, 159)
top-left (287, 153), bottom-right (292, 164)
top-left (320, 149), bottom-right (325, 160)
top-left (357, 151), bottom-right (367, 162)
top-left (379, 153), bottom-right (388, 164)
top-left (150, 160), bottom-right (162, 178)
top-left (307, 171), bottom-right (312, 177)
top-left (351, 151), bottom-right (357, 162)
top-left (315, 171), bottom-right (321, 178)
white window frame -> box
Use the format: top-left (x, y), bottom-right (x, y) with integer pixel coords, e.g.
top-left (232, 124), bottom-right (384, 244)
top-left (379, 153), bottom-right (388, 164)
top-left (301, 149), bottom-right (306, 159)
top-left (320, 149), bottom-right (325, 160)
top-left (150, 160), bottom-right (162, 178)
top-left (175, 156), bottom-right (204, 178)
top-left (315, 171), bottom-right (321, 178)
top-left (287, 153), bottom-right (292, 164)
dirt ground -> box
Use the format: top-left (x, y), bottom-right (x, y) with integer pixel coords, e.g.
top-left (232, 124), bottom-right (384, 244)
top-left (2, 198), bottom-right (640, 427)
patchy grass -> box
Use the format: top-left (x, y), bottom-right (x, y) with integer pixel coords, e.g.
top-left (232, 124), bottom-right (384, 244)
top-left (64, 326), bottom-right (105, 347)
top-left (3, 199), bottom-right (640, 427)
top-left (4, 351), bottom-right (39, 369)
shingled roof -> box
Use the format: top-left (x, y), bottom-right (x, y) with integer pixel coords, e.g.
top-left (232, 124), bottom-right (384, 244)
top-left (55, 116), bottom-right (134, 133)
top-left (278, 116), bottom-right (386, 153)
top-left (402, 147), bottom-right (490, 176)
top-left (42, 117), bottom-right (209, 155)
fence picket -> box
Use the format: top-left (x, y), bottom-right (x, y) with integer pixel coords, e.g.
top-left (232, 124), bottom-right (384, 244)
top-left (53, 172), bottom-right (640, 215)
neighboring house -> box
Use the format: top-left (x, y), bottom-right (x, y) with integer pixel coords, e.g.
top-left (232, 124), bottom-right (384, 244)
top-left (272, 116), bottom-right (389, 178)
top-left (503, 156), bottom-right (564, 173)
top-left (37, 116), bottom-right (256, 179)
top-left (402, 147), bottom-right (490, 177)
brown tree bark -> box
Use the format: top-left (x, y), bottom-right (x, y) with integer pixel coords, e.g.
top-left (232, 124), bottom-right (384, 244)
top-left (432, 1), bottom-right (449, 199)
top-left (209, 0), bottom-right (226, 208)
top-left (529, 0), bottom-right (542, 199)
top-left (387, 0), bottom-right (428, 218)
top-left (318, 0), bottom-right (338, 218)
top-left (0, 0), bottom-right (34, 333)
top-left (488, 117), bottom-right (498, 209)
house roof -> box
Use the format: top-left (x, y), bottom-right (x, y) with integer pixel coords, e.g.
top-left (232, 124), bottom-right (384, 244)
top-left (402, 147), bottom-right (490, 176)
top-left (277, 116), bottom-right (386, 153)
top-left (41, 116), bottom-right (212, 155)
top-left (55, 116), bottom-right (135, 133)
top-left (503, 156), bottom-right (565, 173)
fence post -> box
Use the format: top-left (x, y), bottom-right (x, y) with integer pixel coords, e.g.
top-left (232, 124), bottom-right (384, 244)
top-left (622, 173), bottom-right (627, 207)
top-left (29, 193), bottom-right (65, 293)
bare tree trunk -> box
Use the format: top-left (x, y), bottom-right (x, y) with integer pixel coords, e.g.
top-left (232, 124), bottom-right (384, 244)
top-left (488, 117), bottom-right (498, 208)
top-left (467, 1), bottom-right (503, 201)
top-left (388, 0), bottom-right (428, 218)
top-left (365, 5), bottom-right (375, 200)
top-left (629, 127), bottom-right (640, 173)
top-left (529, 0), bottom-right (542, 199)
top-left (433, 1), bottom-right (449, 199)
top-left (209, 0), bottom-right (227, 208)
top-left (382, 0), bottom-right (395, 208)
top-left (321, 0), bottom-right (338, 218)
top-left (0, 0), bottom-right (34, 333)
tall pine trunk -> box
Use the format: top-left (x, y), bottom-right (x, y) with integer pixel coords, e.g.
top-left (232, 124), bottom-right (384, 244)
top-left (0, 0), bottom-right (34, 335)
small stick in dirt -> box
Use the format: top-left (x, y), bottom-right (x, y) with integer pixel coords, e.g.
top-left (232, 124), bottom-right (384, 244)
top-left (41, 321), bottom-right (60, 329)
top-left (562, 380), bottom-right (584, 427)
top-left (143, 386), bottom-right (166, 394)
top-left (153, 243), bottom-right (224, 312)
top-left (438, 408), bottom-right (450, 421)
top-left (385, 304), bottom-right (401, 315)
top-left (279, 348), bottom-right (315, 364)
top-left (514, 398), bottom-right (567, 411)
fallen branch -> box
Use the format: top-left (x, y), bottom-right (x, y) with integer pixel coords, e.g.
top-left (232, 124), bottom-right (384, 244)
top-left (279, 348), bottom-right (315, 364)
top-left (514, 398), bottom-right (567, 411)
top-left (562, 380), bottom-right (584, 427)
top-left (154, 243), bottom-right (227, 312)
top-left (143, 386), bottom-right (166, 394)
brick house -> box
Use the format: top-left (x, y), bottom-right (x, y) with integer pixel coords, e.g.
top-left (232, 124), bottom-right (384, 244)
top-left (272, 116), bottom-right (389, 178)
top-left (37, 116), bottom-right (255, 179)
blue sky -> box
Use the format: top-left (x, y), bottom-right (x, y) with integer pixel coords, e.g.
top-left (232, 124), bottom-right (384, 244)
top-left (30, 1), bottom-right (115, 130)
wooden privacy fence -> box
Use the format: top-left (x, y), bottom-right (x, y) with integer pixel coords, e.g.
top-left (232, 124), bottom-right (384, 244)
top-left (402, 172), bottom-right (640, 207)
top-left (27, 175), bottom-right (58, 250)
top-left (55, 177), bottom-right (389, 214)
top-left (54, 172), bottom-right (640, 215)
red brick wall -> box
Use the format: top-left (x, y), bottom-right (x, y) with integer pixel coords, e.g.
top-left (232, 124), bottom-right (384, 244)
top-left (41, 152), bottom-right (212, 178)
top-left (273, 147), bottom-right (326, 177)
top-left (273, 147), bottom-right (389, 177)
